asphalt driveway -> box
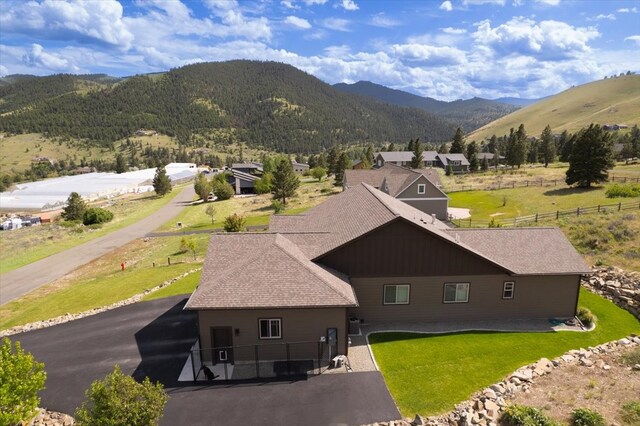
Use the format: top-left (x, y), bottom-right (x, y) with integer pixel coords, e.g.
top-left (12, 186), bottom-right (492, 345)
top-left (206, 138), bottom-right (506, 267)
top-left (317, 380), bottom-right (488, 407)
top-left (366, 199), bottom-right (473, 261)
top-left (14, 296), bottom-right (400, 426)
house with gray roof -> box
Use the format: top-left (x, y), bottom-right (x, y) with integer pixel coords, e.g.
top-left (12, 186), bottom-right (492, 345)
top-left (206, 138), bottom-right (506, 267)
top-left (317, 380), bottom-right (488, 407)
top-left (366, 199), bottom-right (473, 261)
top-left (344, 163), bottom-right (449, 220)
top-left (185, 183), bottom-right (589, 374)
top-left (375, 151), bottom-right (470, 173)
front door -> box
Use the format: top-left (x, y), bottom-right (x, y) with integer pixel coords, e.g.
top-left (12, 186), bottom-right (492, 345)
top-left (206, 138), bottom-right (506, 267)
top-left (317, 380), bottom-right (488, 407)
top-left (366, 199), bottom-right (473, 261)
top-left (210, 327), bottom-right (234, 364)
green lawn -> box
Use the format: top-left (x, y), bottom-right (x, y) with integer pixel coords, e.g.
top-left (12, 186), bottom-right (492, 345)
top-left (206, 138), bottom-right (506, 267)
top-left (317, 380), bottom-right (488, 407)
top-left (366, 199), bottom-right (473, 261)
top-left (368, 289), bottom-right (640, 417)
top-left (143, 270), bottom-right (202, 301)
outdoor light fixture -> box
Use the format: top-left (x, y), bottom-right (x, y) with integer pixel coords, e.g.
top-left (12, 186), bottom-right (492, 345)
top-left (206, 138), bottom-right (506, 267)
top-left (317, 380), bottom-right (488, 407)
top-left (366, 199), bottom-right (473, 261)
top-left (235, 328), bottom-right (240, 336)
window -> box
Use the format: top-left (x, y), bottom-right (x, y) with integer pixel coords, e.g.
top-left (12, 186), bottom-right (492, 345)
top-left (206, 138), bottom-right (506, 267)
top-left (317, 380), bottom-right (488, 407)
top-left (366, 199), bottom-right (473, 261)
top-left (503, 281), bottom-right (515, 299)
top-left (425, 161), bottom-right (432, 167)
top-left (401, 161), bottom-right (406, 166)
top-left (259, 318), bottom-right (281, 339)
top-left (384, 284), bottom-right (410, 305)
top-left (417, 184), bottom-right (426, 194)
top-left (452, 160), bottom-right (461, 166)
top-left (444, 283), bottom-right (469, 303)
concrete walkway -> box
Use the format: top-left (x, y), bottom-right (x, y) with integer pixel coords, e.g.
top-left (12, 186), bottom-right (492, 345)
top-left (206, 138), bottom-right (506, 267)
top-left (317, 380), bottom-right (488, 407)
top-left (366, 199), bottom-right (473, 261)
top-left (0, 186), bottom-right (195, 305)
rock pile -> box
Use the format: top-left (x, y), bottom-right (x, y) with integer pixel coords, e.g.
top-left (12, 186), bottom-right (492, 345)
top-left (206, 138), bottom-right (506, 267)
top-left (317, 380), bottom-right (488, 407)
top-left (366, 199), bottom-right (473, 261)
top-left (28, 409), bottom-right (74, 426)
top-left (0, 268), bottom-right (201, 337)
top-left (582, 267), bottom-right (640, 318)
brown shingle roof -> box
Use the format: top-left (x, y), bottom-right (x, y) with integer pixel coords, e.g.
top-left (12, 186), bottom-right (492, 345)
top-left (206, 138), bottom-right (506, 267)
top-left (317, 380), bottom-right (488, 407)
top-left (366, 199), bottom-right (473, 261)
top-left (449, 228), bottom-right (591, 275)
top-left (344, 163), bottom-right (443, 195)
top-left (184, 233), bottom-right (357, 310)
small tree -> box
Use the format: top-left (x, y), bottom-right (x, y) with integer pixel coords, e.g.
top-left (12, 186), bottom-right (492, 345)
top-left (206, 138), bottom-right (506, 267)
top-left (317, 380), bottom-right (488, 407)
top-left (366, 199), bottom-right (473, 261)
top-left (410, 138), bottom-right (424, 169)
top-left (566, 124), bottom-right (614, 188)
top-left (180, 237), bottom-right (197, 260)
top-left (194, 173), bottom-right (210, 201)
top-left (467, 141), bottom-right (479, 172)
top-left (539, 125), bottom-right (556, 167)
top-left (450, 128), bottom-right (465, 153)
top-left (272, 199), bottom-right (284, 214)
top-left (212, 179), bottom-right (234, 200)
top-left (271, 158), bottom-right (299, 204)
top-left (334, 152), bottom-right (351, 187)
top-left (83, 207), bottom-right (114, 225)
top-left (481, 156), bottom-right (489, 172)
top-left (115, 154), bottom-right (127, 174)
top-left (224, 213), bottom-right (246, 232)
top-left (327, 146), bottom-right (340, 176)
top-left (254, 172), bottom-right (273, 194)
top-left (0, 338), bottom-right (47, 426)
top-left (445, 164), bottom-right (453, 176)
top-left (205, 204), bottom-right (216, 224)
top-left (310, 166), bottom-right (327, 182)
top-left (152, 166), bottom-right (172, 196)
top-left (75, 365), bottom-right (167, 426)
top-left (62, 192), bottom-right (86, 221)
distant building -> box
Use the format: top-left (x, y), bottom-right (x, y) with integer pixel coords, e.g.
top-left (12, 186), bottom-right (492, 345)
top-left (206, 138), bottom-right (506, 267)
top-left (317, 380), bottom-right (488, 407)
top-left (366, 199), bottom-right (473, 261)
top-left (291, 160), bottom-right (309, 174)
top-left (375, 151), bottom-right (470, 173)
top-left (231, 163), bottom-right (263, 175)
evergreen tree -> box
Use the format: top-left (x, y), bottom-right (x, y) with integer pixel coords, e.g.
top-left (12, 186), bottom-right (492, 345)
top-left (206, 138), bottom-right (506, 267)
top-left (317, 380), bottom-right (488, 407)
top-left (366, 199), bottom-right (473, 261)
top-left (365, 145), bottom-right (374, 166)
top-left (566, 124), bottom-right (614, 188)
top-left (334, 152), bottom-right (351, 186)
top-left (316, 152), bottom-right (328, 169)
top-left (387, 142), bottom-right (395, 152)
top-left (487, 135), bottom-right (497, 153)
top-left (271, 158), bottom-right (299, 204)
top-left (307, 154), bottom-right (317, 169)
top-left (62, 192), bottom-right (86, 221)
top-left (438, 143), bottom-right (449, 154)
top-left (410, 138), bottom-right (424, 169)
top-left (539, 125), bottom-right (556, 167)
top-left (514, 123), bottom-right (528, 168)
top-left (194, 173), bottom-right (210, 201)
top-left (407, 139), bottom-right (415, 152)
top-left (152, 166), bottom-right (172, 196)
top-left (481, 156), bottom-right (489, 172)
top-left (327, 146), bottom-right (340, 176)
top-left (630, 124), bottom-right (640, 157)
top-left (466, 141), bottom-right (479, 172)
top-left (115, 154), bottom-right (127, 174)
top-left (559, 131), bottom-right (574, 162)
top-left (493, 148), bottom-right (501, 170)
top-left (527, 139), bottom-right (539, 164)
top-left (450, 128), bottom-right (465, 153)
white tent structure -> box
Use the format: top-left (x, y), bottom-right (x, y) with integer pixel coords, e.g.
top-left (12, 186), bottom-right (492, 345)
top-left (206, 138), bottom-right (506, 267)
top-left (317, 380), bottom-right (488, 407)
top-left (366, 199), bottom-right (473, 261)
top-left (0, 163), bottom-right (197, 212)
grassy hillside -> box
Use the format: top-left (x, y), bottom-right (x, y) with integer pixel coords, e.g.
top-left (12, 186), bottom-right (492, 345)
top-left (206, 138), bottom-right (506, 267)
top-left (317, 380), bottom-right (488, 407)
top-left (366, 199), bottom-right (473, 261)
top-left (468, 75), bottom-right (640, 141)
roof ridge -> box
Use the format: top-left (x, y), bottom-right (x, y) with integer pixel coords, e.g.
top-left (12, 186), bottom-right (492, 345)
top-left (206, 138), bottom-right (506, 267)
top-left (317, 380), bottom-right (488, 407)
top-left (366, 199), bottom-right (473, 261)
top-left (274, 234), bottom-right (354, 305)
top-left (449, 227), bottom-right (560, 231)
top-left (361, 182), bottom-right (400, 217)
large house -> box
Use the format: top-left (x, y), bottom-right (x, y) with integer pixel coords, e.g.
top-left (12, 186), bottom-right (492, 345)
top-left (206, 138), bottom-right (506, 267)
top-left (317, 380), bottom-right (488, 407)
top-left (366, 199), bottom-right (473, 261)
top-left (375, 151), bottom-right (470, 173)
top-left (344, 163), bottom-right (449, 220)
top-left (185, 184), bottom-right (590, 371)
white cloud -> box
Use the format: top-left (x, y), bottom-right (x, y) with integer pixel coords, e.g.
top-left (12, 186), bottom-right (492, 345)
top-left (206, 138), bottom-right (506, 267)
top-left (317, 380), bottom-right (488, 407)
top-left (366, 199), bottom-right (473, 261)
top-left (617, 7), bottom-right (638, 13)
top-left (281, 0), bottom-right (298, 8)
top-left (338, 0), bottom-right (359, 11)
top-left (512, 0), bottom-right (524, 6)
top-left (593, 14), bottom-right (616, 21)
top-left (370, 13), bottom-right (400, 28)
top-left (624, 35), bottom-right (640, 47)
top-left (463, 0), bottom-right (506, 5)
top-left (390, 43), bottom-right (466, 66)
top-left (284, 15), bottom-right (312, 29)
top-left (442, 27), bottom-right (467, 35)
top-left (321, 17), bottom-right (351, 31)
top-left (535, 0), bottom-right (561, 5)
top-left (302, 0), bottom-right (328, 4)
top-left (0, 65), bottom-right (8, 77)
top-left (440, 1), bottom-right (453, 11)
top-left (324, 45), bottom-right (351, 57)
top-left (22, 43), bottom-right (80, 73)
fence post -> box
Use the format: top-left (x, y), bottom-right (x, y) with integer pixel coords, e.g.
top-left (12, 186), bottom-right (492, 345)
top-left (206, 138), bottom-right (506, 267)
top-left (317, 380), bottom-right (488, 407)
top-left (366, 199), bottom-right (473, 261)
top-left (554, 180), bottom-right (557, 186)
top-left (498, 183), bottom-right (501, 189)
top-left (223, 360), bottom-right (228, 380)
top-left (535, 213), bottom-right (538, 223)
top-left (577, 207), bottom-right (580, 216)
top-left (598, 205), bottom-right (600, 212)
top-left (469, 217), bottom-right (472, 227)
top-left (556, 210), bottom-right (559, 219)
top-left (619, 202), bottom-right (622, 211)
top-left (512, 182), bottom-right (515, 188)
top-left (191, 348), bottom-right (197, 382)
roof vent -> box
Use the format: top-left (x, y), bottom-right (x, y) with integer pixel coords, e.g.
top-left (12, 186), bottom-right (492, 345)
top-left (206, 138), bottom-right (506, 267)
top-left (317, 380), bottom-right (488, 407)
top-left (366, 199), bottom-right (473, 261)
top-left (455, 233), bottom-right (460, 243)
top-left (431, 214), bottom-right (436, 224)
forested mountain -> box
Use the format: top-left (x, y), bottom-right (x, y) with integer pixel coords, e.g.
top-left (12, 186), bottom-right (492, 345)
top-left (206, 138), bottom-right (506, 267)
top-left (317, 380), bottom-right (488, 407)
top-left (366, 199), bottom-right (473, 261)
top-left (0, 61), bottom-right (457, 153)
top-left (333, 80), bottom-right (519, 132)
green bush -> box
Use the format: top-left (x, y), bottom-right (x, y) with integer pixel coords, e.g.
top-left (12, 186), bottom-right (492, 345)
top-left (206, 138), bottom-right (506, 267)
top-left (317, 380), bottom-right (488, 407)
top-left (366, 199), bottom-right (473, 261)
top-left (605, 183), bottom-right (640, 198)
top-left (621, 347), bottom-right (640, 366)
top-left (223, 213), bottom-right (246, 232)
top-left (571, 408), bottom-right (605, 426)
top-left (272, 200), bottom-right (284, 214)
top-left (212, 180), bottom-right (234, 200)
top-left (0, 338), bottom-right (47, 426)
top-left (576, 306), bottom-right (596, 328)
top-left (620, 401), bottom-right (640, 425)
top-left (75, 365), bottom-right (167, 426)
top-left (254, 172), bottom-right (273, 194)
top-left (501, 405), bottom-right (561, 426)
top-left (83, 207), bottom-right (114, 225)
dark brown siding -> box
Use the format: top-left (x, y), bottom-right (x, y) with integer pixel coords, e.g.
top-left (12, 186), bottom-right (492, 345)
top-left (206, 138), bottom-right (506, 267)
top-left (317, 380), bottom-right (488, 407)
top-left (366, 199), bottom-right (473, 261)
top-left (197, 308), bottom-right (347, 362)
top-left (349, 274), bottom-right (580, 322)
top-left (317, 219), bottom-right (505, 277)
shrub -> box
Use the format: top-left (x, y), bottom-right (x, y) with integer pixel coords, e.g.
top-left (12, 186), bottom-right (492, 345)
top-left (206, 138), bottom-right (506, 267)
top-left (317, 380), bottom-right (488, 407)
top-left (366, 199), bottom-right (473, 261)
top-left (0, 338), bottom-right (47, 426)
top-left (607, 220), bottom-right (636, 242)
top-left (501, 405), bottom-right (561, 426)
top-left (488, 218), bottom-right (502, 228)
top-left (212, 180), bottom-right (234, 201)
top-left (311, 167), bottom-right (327, 182)
top-left (605, 183), bottom-right (640, 198)
top-left (254, 172), bottom-right (273, 194)
top-left (223, 213), bottom-right (246, 232)
top-left (83, 207), bottom-right (114, 225)
top-left (75, 365), bottom-right (167, 426)
top-left (571, 408), bottom-right (605, 426)
top-left (576, 306), bottom-right (596, 328)
top-left (621, 347), bottom-right (640, 366)
top-left (620, 401), bottom-right (640, 426)
top-left (272, 200), bottom-right (284, 214)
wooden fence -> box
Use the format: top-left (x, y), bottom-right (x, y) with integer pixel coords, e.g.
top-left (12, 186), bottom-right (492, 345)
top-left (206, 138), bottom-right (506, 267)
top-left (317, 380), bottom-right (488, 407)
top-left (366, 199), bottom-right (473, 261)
top-left (445, 174), bottom-right (640, 193)
top-left (451, 200), bottom-right (640, 228)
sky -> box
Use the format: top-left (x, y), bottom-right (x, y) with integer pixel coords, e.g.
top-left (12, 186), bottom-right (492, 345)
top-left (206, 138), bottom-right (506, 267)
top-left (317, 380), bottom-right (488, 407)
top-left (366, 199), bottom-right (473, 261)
top-left (0, 0), bottom-right (639, 101)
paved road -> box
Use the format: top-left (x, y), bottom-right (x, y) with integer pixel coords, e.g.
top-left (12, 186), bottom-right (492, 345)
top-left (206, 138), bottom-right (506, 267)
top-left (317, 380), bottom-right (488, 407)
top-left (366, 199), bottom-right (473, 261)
top-left (16, 296), bottom-right (400, 426)
top-left (0, 186), bottom-right (195, 305)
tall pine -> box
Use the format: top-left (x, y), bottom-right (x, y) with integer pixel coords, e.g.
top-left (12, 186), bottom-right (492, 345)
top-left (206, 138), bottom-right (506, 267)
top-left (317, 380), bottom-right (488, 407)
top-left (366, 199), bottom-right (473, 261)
top-left (271, 158), bottom-right (300, 204)
top-left (539, 125), bottom-right (556, 167)
top-left (152, 165), bottom-right (172, 196)
top-left (410, 138), bottom-right (424, 169)
top-left (450, 128), bottom-right (465, 153)
top-left (566, 124), bottom-right (614, 188)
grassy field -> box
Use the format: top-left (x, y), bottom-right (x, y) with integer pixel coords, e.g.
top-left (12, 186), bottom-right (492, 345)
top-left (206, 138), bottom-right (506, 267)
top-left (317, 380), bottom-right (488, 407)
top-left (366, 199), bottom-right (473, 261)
top-left (142, 270), bottom-right (202, 301)
top-left (0, 233), bottom-right (209, 330)
top-left (369, 289), bottom-right (640, 417)
top-left (0, 186), bottom-right (185, 274)
top-left (159, 177), bottom-right (340, 232)
top-left (468, 74), bottom-right (640, 141)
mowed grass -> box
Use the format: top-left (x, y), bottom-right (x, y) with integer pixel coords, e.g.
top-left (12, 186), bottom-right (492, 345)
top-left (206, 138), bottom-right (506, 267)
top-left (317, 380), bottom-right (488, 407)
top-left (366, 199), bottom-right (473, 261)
top-left (369, 289), bottom-right (640, 417)
top-left (0, 233), bottom-right (209, 330)
top-left (160, 177), bottom-right (339, 231)
top-left (0, 187), bottom-right (185, 274)
top-left (143, 270), bottom-right (202, 301)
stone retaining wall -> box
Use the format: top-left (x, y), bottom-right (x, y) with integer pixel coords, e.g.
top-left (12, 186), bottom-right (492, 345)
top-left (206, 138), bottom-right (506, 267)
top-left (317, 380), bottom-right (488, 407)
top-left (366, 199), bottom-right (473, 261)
top-left (582, 267), bottom-right (640, 319)
top-left (28, 409), bottom-right (75, 426)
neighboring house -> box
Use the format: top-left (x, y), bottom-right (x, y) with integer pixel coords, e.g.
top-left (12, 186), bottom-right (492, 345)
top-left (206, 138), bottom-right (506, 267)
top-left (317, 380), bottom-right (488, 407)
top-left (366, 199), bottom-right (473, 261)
top-left (227, 170), bottom-right (259, 195)
top-left (375, 151), bottom-right (470, 173)
top-left (477, 153), bottom-right (505, 163)
top-left (292, 160), bottom-right (310, 174)
top-left (344, 163), bottom-right (448, 220)
top-left (437, 153), bottom-right (470, 174)
top-left (231, 163), bottom-right (263, 175)
top-left (351, 160), bottom-right (367, 170)
top-left (185, 183), bottom-right (589, 368)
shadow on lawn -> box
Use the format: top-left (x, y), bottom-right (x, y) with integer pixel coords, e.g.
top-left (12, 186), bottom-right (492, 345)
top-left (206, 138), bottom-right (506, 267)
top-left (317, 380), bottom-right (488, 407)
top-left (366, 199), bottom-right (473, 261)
top-left (543, 186), bottom-right (602, 197)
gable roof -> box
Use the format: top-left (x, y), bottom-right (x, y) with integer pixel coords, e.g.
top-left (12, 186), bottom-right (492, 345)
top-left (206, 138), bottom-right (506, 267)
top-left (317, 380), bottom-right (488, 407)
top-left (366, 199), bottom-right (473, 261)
top-left (449, 228), bottom-right (591, 275)
top-left (231, 169), bottom-right (259, 182)
top-left (184, 233), bottom-right (357, 310)
top-left (232, 163), bottom-right (261, 170)
top-left (376, 151), bottom-right (440, 163)
top-left (344, 163), bottom-right (443, 195)
top-left (438, 153), bottom-right (470, 166)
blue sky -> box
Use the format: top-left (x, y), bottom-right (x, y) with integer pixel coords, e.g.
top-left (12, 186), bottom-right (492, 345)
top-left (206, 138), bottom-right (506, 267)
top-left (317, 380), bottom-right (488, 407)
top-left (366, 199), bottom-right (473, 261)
top-left (1, 0), bottom-right (639, 100)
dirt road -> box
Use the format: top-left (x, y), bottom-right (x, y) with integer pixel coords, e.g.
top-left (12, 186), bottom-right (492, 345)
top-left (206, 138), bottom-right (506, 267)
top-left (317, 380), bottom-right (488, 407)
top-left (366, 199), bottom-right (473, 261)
top-left (0, 186), bottom-right (195, 305)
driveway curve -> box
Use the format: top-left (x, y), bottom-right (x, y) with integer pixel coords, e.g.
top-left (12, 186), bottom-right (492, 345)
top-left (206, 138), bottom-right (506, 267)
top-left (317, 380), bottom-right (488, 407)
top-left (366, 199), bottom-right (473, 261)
top-left (0, 186), bottom-right (195, 305)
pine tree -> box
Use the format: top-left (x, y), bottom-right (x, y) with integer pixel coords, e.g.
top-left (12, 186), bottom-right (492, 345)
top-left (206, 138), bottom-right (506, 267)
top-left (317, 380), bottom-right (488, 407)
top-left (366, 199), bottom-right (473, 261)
top-left (327, 146), bottom-right (340, 176)
top-left (62, 192), bottom-right (86, 221)
top-left (488, 135), bottom-right (497, 153)
top-left (365, 145), bottom-right (374, 166)
top-left (466, 141), bottom-right (479, 172)
top-left (514, 123), bottom-right (528, 168)
top-left (271, 158), bottom-right (299, 204)
top-left (566, 124), bottom-right (614, 188)
top-left (152, 166), bottom-right (172, 196)
top-left (450, 128), bottom-right (465, 153)
top-left (559, 130), bottom-right (573, 162)
top-left (539, 125), bottom-right (556, 167)
top-left (115, 154), bottom-right (127, 174)
top-left (410, 138), bottom-right (424, 169)
top-left (481, 156), bottom-right (489, 172)
top-left (334, 152), bottom-right (351, 186)
top-left (438, 143), bottom-right (449, 154)
top-left (407, 139), bottom-right (415, 152)
top-left (387, 142), bottom-right (395, 152)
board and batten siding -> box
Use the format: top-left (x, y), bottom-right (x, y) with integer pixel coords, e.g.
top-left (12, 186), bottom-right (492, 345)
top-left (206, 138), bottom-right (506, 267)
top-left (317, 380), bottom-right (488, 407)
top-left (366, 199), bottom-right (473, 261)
top-left (197, 308), bottom-right (347, 361)
top-left (348, 274), bottom-right (580, 322)
top-left (400, 199), bottom-right (448, 221)
top-left (396, 175), bottom-right (446, 199)
top-left (317, 219), bottom-right (505, 277)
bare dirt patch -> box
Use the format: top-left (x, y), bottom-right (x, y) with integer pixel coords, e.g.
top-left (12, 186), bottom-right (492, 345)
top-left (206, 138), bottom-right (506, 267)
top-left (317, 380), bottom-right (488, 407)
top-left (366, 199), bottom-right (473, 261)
top-left (508, 346), bottom-right (640, 424)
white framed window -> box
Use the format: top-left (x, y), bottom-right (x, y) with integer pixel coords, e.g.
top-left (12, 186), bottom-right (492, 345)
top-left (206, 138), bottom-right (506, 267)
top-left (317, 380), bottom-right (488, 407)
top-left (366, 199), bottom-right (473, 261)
top-left (259, 318), bottom-right (281, 339)
top-left (417, 184), bottom-right (426, 194)
top-left (503, 281), bottom-right (515, 299)
top-left (444, 283), bottom-right (469, 303)
top-left (452, 160), bottom-right (461, 166)
top-left (384, 284), bottom-right (410, 305)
